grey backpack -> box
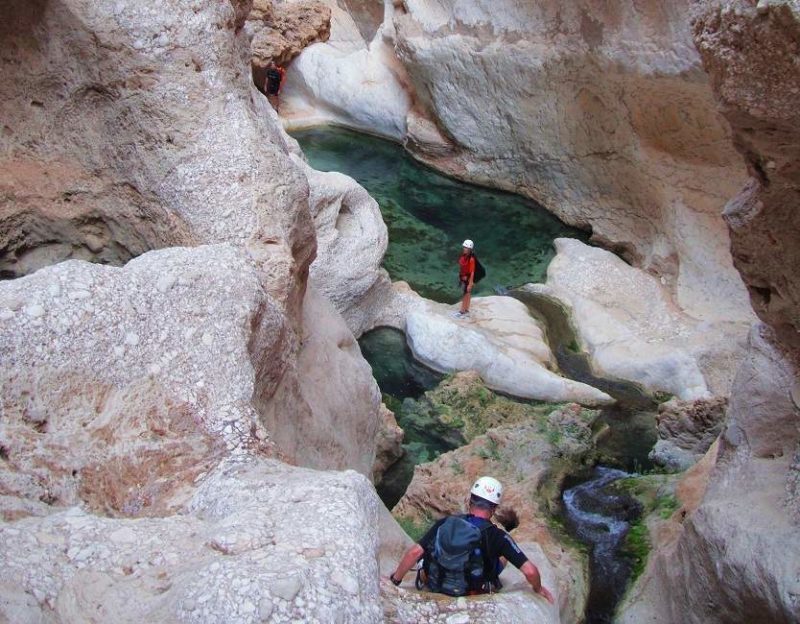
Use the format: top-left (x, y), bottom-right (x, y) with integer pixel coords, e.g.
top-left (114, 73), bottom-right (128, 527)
top-left (419, 515), bottom-right (493, 596)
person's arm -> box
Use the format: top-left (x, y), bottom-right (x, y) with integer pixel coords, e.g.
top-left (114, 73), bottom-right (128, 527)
top-left (467, 257), bottom-right (476, 291)
top-left (498, 532), bottom-right (555, 603)
top-left (390, 544), bottom-right (424, 584)
top-left (520, 560), bottom-right (555, 604)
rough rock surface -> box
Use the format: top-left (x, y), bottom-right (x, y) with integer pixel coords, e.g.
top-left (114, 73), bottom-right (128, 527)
top-left (0, 1), bottom-right (397, 621)
top-left (618, 3), bottom-right (800, 622)
top-left (649, 397), bottom-right (727, 471)
top-left (298, 155), bottom-right (390, 333)
top-left (0, 0), bottom-right (315, 320)
top-left (0, 246), bottom-right (383, 513)
top-left (372, 284), bottom-right (614, 405)
top-left (524, 238), bottom-right (753, 400)
top-left (393, 403), bottom-right (598, 624)
top-left (1, 456), bottom-right (384, 624)
top-left (260, 285), bottom-right (384, 476)
top-left (692, 0), bottom-right (800, 352)
top-left (618, 326), bottom-right (800, 624)
top-left (247, 0), bottom-right (332, 91)
top-left (372, 404), bottom-right (405, 484)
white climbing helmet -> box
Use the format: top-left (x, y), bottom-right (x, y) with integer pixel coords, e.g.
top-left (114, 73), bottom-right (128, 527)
top-left (462, 239), bottom-right (474, 249)
top-left (470, 476), bottom-right (503, 505)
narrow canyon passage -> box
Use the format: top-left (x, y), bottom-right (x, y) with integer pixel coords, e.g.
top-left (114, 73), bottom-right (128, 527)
top-left (297, 124), bottom-right (665, 621)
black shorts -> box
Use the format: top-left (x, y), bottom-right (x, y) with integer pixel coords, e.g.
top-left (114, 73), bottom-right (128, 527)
top-left (460, 278), bottom-right (470, 294)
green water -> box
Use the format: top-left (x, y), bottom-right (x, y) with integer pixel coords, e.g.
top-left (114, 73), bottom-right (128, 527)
top-left (358, 327), bottom-right (449, 508)
top-left (292, 127), bottom-right (588, 303)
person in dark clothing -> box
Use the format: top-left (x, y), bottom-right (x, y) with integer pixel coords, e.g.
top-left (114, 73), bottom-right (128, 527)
top-left (264, 61), bottom-right (286, 111)
top-left (387, 476), bottom-right (555, 603)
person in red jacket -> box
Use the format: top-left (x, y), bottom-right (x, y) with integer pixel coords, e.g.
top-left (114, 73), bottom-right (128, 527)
top-left (454, 239), bottom-right (476, 319)
top-left (264, 61), bottom-right (286, 111)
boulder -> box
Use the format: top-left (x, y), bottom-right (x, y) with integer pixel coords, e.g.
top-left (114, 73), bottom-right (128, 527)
top-left (395, 290), bottom-right (613, 405)
top-left (524, 238), bottom-right (753, 400)
top-left (0, 456), bottom-right (385, 623)
top-left (649, 397), bottom-right (727, 471)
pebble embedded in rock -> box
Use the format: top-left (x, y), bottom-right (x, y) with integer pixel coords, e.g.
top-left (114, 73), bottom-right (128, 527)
top-left (25, 304), bottom-right (45, 318)
top-left (270, 576), bottom-right (302, 601)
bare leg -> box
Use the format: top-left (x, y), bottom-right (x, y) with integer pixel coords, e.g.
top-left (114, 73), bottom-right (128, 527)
top-left (461, 291), bottom-right (471, 314)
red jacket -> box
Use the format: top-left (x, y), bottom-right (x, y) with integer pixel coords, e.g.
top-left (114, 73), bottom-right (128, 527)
top-left (459, 254), bottom-right (476, 280)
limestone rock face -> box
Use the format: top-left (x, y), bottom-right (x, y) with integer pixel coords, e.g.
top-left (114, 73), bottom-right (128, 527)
top-left (1, 456), bottom-right (384, 624)
top-left (260, 286), bottom-right (384, 476)
top-left (299, 157), bottom-right (390, 334)
top-left (0, 0), bottom-right (314, 318)
top-left (619, 326), bottom-right (800, 624)
top-left (247, 0), bottom-right (332, 91)
top-left (376, 287), bottom-right (614, 405)
top-left (280, 0), bottom-right (414, 139)
top-left (649, 397), bottom-right (727, 471)
top-left (525, 238), bottom-right (753, 400)
top-left (288, 0), bottom-right (753, 325)
top-left (0, 1), bottom-right (393, 620)
top-left (618, 3), bottom-right (800, 622)
top-left (693, 0), bottom-right (800, 350)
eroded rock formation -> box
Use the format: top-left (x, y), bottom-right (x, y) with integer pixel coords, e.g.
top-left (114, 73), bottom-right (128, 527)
top-left (0, 0), bottom-right (391, 621)
top-left (618, 2), bottom-right (800, 622)
top-left (284, 0), bottom-right (754, 330)
top-left (524, 238), bottom-right (753, 400)
top-left (649, 397), bottom-right (727, 471)
top-left (247, 0), bottom-right (332, 91)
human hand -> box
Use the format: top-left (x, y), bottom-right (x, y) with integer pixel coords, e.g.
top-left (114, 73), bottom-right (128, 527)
top-left (538, 585), bottom-right (555, 604)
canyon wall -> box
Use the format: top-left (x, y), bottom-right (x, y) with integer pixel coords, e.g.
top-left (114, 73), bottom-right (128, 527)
top-left (618, 2), bottom-right (800, 622)
top-left (284, 0), bottom-right (754, 328)
top-left (0, 0), bottom-right (390, 621)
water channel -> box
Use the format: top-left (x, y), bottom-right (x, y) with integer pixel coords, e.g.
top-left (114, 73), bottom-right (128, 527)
top-left (293, 126), bottom-right (658, 623)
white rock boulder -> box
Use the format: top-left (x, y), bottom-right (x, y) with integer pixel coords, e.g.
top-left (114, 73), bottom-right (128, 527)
top-left (524, 238), bottom-right (752, 400)
top-left (281, 1), bottom-right (412, 139)
top-left (0, 456), bottom-right (385, 624)
top-left (371, 286), bottom-right (614, 405)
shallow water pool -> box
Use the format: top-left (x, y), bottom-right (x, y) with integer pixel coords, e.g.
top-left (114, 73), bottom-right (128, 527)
top-left (292, 126), bottom-right (587, 303)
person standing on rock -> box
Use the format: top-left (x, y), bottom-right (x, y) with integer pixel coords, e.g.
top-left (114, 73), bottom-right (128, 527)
top-left (264, 61), bottom-right (286, 111)
top-left (454, 239), bottom-right (476, 319)
top-left (387, 477), bottom-right (555, 603)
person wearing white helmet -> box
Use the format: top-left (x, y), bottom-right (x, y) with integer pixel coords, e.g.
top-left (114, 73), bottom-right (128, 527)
top-left (387, 476), bottom-right (555, 603)
top-left (454, 239), bottom-right (476, 319)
